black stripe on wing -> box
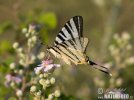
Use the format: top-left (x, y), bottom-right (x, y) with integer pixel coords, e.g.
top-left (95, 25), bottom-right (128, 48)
top-left (73, 16), bottom-right (83, 37)
top-left (54, 16), bottom-right (83, 45)
top-left (54, 44), bottom-right (80, 63)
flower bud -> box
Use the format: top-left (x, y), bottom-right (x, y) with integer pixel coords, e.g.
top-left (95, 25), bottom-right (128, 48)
top-left (31, 36), bottom-right (37, 42)
top-left (36, 90), bottom-right (41, 96)
top-left (28, 38), bottom-right (32, 43)
top-left (122, 32), bottom-right (130, 41)
top-left (19, 59), bottom-right (25, 66)
top-left (30, 85), bottom-right (37, 92)
top-left (35, 70), bottom-right (40, 75)
top-left (50, 77), bottom-right (55, 84)
top-left (25, 33), bottom-right (30, 38)
top-left (48, 94), bottom-right (53, 100)
top-left (18, 53), bottom-right (25, 59)
top-left (10, 62), bottom-right (16, 69)
top-left (126, 57), bottom-right (134, 65)
top-left (31, 55), bottom-right (36, 62)
top-left (43, 84), bottom-right (47, 90)
top-left (27, 38), bottom-right (34, 47)
top-left (14, 69), bottom-right (18, 73)
top-left (45, 79), bottom-right (50, 85)
top-left (16, 90), bottom-right (23, 97)
top-left (54, 90), bottom-right (60, 97)
top-left (17, 47), bottom-right (23, 53)
top-left (10, 82), bottom-right (15, 87)
top-left (43, 73), bottom-right (48, 78)
top-left (39, 74), bottom-right (44, 78)
top-left (19, 69), bottom-right (24, 75)
top-left (39, 79), bottom-right (46, 85)
top-left (22, 28), bottom-right (27, 33)
top-left (38, 52), bottom-right (45, 60)
top-left (13, 42), bottom-right (19, 49)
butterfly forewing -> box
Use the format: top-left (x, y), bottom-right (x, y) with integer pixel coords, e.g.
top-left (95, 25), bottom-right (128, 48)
top-left (54, 16), bottom-right (83, 45)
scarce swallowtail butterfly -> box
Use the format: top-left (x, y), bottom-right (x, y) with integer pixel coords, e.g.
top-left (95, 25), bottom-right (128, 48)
top-left (47, 16), bottom-right (112, 76)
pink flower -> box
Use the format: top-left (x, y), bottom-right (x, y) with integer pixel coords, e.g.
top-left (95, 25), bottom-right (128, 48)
top-left (34, 59), bottom-right (61, 74)
top-left (5, 74), bottom-right (22, 87)
top-left (28, 23), bottom-right (41, 33)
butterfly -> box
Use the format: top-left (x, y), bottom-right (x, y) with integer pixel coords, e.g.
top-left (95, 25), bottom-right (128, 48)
top-left (47, 16), bottom-right (112, 76)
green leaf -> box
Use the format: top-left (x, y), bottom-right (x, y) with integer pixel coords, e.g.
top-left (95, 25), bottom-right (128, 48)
top-left (39, 12), bottom-right (57, 29)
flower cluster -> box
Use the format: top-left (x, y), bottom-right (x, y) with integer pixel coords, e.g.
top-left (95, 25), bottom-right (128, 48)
top-left (4, 24), bottom-right (61, 100)
top-left (94, 32), bottom-right (134, 89)
top-left (30, 59), bottom-right (61, 99)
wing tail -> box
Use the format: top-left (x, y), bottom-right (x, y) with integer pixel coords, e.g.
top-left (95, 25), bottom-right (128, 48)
top-left (88, 60), bottom-right (112, 76)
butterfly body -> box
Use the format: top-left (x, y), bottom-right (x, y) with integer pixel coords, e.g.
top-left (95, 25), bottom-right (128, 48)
top-left (47, 16), bottom-right (111, 76)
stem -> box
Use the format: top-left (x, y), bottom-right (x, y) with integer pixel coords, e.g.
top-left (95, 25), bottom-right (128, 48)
top-left (100, 1), bottom-right (121, 59)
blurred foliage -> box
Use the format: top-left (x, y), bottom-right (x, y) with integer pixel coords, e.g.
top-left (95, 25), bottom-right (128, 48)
top-left (0, 40), bottom-right (12, 54)
top-left (0, 0), bottom-right (134, 100)
top-left (0, 21), bottom-right (12, 35)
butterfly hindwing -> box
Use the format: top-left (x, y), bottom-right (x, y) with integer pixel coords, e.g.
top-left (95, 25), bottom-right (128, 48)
top-left (48, 37), bottom-right (88, 65)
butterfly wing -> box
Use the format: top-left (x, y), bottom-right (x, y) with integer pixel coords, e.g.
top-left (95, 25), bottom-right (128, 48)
top-left (47, 37), bottom-right (89, 65)
top-left (54, 16), bottom-right (83, 45)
